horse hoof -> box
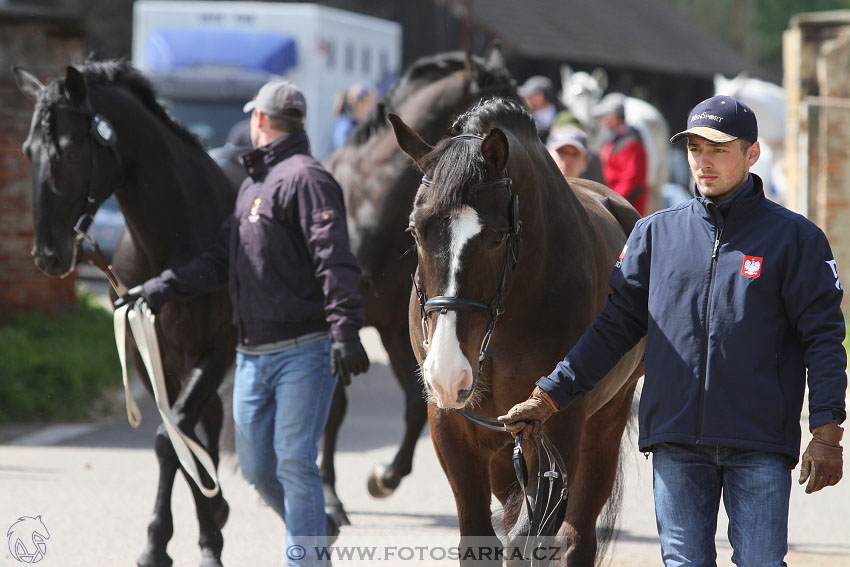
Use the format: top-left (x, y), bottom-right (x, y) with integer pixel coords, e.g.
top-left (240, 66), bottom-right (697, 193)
top-left (367, 464), bottom-right (396, 498)
top-left (137, 548), bottom-right (173, 567)
top-left (325, 503), bottom-right (351, 527)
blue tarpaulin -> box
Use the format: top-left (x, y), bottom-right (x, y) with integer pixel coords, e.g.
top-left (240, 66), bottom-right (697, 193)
top-left (146, 27), bottom-right (297, 74)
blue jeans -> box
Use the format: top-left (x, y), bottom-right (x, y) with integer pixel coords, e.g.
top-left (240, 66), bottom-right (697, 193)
top-left (233, 338), bottom-right (336, 566)
top-left (652, 443), bottom-right (792, 567)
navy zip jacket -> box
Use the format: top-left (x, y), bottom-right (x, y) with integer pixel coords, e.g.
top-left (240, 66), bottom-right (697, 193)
top-left (537, 174), bottom-right (846, 460)
top-left (143, 131), bottom-right (364, 346)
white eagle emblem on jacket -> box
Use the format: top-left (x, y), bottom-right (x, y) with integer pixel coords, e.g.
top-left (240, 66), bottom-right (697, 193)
top-left (743, 258), bottom-right (761, 276)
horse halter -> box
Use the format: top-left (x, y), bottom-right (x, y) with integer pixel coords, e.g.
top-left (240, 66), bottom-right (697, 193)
top-left (413, 133), bottom-right (522, 368)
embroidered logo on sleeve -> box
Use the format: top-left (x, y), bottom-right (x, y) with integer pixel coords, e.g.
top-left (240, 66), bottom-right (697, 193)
top-left (248, 198), bottom-right (261, 223)
top-left (615, 244), bottom-right (628, 268)
top-left (741, 255), bottom-right (763, 278)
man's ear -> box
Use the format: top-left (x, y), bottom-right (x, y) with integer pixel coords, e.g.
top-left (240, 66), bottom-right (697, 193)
top-left (746, 140), bottom-right (761, 167)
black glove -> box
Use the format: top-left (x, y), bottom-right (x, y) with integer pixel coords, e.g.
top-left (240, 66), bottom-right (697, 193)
top-left (113, 284), bottom-right (145, 310)
top-left (331, 339), bottom-right (370, 386)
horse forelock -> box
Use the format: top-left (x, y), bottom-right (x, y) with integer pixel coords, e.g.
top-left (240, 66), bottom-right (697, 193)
top-left (37, 60), bottom-right (205, 153)
top-left (417, 97), bottom-right (538, 216)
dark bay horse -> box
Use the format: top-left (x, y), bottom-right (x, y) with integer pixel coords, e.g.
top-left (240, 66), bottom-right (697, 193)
top-left (15, 61), bottom-right (236, 567)
top-left (321, 46), bottom-right (518, 519)
top-left (390, 98), bottom-right (646, 565)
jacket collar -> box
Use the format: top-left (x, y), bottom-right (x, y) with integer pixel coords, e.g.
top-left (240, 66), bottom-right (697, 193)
top-left (694, 173), bottom-right (764, 220)
top-left (241, 130), bottom-right (310, 181)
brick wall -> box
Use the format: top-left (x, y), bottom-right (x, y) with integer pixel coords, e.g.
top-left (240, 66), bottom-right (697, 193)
top-left (0, 16), bottom-right (85, 321)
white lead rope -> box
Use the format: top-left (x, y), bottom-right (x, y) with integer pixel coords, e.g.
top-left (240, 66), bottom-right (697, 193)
top-left (114, 300), bottom-right (220, 498)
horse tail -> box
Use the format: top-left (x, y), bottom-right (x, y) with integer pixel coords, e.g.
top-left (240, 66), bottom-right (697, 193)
top-left (595, 383), bottom-right (640, 566)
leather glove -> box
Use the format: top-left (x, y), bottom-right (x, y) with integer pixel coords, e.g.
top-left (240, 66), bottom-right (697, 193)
top-left (113, 284), bottom-right (145, 310)
top-left (331, 339), bottom-right (370, 386)
top-left (497, 386), bottom-right (559, 438)
top-left (799, 422), bottom-right (843, 494)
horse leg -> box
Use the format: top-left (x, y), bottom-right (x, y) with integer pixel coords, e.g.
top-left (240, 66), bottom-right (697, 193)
top-left (560, 374), bottom-right (640, 566)
top-left (430, 412), bottom-right (501, 567)
top-left (137, 422), bottom-right (179, 567)
top-left (320, 380), bottom-right (350, 525)
top-left (171, 357), bottom-right (231, 567)
top-left (367, 322), bottom-right (427, 498)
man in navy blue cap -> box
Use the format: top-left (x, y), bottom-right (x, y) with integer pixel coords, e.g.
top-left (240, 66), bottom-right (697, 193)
top-left (499, 95), bottom-right (845, 566)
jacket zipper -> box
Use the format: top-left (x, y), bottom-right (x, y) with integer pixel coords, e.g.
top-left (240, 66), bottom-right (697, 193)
top-left (697, 223), bottom-right (723, 444)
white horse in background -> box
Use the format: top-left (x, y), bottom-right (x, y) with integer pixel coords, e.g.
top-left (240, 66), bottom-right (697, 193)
top-left (560, 65), bottom-right (676, 212)
top-left (714, 73), bottom-right (787, 204)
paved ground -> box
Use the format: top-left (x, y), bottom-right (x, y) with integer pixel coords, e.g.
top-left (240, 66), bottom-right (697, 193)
top-left (1, 290), bottom-right (849, 565)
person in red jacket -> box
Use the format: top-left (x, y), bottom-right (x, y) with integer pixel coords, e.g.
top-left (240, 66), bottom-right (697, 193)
top-left (593, 93), bottom-right (649, 215)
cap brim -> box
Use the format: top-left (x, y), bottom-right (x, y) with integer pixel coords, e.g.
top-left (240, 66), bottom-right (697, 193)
top-left (242, 100), bottom-right (256, 114)
top-left (670, 126), bottom-right (737, 144)
top-left (548, 141), bottom-right (587, 153)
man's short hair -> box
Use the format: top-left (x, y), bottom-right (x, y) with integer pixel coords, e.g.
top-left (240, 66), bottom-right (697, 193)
top-left (268, 109), bottom-right (305, 133)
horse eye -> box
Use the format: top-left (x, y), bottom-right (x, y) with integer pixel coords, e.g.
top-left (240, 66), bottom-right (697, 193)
top-left (405, 225), bottom-right (420, 243)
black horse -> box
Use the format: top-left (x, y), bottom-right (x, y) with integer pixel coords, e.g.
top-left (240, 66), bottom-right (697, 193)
top-left (321, 45), bottom-right (518, 520)
top-left (15, 61), bottom-right (236, 567)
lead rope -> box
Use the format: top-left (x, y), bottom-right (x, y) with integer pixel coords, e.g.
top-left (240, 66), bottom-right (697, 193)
top-left (77, 226), bottom-right (220, 497)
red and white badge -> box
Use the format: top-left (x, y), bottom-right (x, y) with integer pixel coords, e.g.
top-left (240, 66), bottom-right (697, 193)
top-left (741, 255), bottom-right (763, 278)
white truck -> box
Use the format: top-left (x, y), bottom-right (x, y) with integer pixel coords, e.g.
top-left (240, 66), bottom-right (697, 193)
top-left (132, 1), bottom-right (402, 157)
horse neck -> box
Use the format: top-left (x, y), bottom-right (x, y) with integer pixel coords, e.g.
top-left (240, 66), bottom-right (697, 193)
top-left (91, 86), bottom-right (229, 267)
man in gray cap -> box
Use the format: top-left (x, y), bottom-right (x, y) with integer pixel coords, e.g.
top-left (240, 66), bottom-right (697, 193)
top-left (546, 125), bottom-right (590, 179)
top-left (499, 94), bottom-right (845, 566)
top-left (118, 79), bottom-right (369, 565)
top-left (519, 74), bottom-right (558, 142)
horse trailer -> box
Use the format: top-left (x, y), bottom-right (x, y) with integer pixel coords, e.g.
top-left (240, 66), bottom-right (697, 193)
top-left (132, 1), bottom-right (402, 157)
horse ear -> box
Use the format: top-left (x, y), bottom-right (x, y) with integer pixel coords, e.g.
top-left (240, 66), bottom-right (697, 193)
top-left (63, 66), bottom-right (87, 104)
top-left (484, 41), bottom-right (506, 69)
top-left (591, 67), bottom-right (608, 92)
top-left (481, 128), bottom-right (509, 174)
top-left (388, 113), bottom-right (433, 169)
top-left (12, 67), bottom-right (44, 101)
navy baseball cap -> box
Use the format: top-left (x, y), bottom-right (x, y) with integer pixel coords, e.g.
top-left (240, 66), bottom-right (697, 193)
top-left (670, 95), bottom-right (758, 144)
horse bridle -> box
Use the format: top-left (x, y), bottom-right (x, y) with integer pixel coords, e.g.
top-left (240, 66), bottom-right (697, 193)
top-left (54, 98), bottom-right (124, 237)
top-left (411, 133), bottom-right (567, 551)
top-left (413, 134), bottom-right (521, 368)
top-left (54, 98), bottom-right (128, 293)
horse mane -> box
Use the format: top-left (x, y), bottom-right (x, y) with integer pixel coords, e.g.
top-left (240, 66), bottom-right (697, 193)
top-left (39, 59), bottom-right (204, 157)
top-left (418, 97), bottom-right (536, 215)
top-left (345, 51), bottom-right (515, 147)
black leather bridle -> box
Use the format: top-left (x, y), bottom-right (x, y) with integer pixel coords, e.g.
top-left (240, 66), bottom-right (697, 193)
top-left (53, 98), bottom-right (127, 293)
top-left (413, 135), bottom-right (521, 370)
top-left (53, 98), bottom-right (124, 237)
top-left (412, 133), bottom-right (567, 553)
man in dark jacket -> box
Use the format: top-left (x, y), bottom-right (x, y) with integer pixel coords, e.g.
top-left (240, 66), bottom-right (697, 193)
top-left (499, 95), bottom-right (845, 566)
top-left (119, 80), bottom-right (369, 565)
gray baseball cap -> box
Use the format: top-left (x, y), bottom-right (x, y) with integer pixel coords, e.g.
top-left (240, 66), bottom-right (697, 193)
top-left (518, 75), bottom-right (553, 98)
top-left (243, 80), bottom-right (307, 117)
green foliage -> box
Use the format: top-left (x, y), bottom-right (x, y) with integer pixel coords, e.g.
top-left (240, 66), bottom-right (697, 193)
top-left (669, 0), bottom-right (850, 78)
top-left (0, 293), bottom-right (121, 423)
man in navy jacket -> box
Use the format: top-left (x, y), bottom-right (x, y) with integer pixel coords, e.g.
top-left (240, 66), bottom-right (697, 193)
top-left (120, 80), bottom-right (368, 565)
top-left (499, 95), bottom-right (845, 566)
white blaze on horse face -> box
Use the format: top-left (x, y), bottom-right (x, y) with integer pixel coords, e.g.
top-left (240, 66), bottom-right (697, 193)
top-left (423, 205), bottom-right (481, 408)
